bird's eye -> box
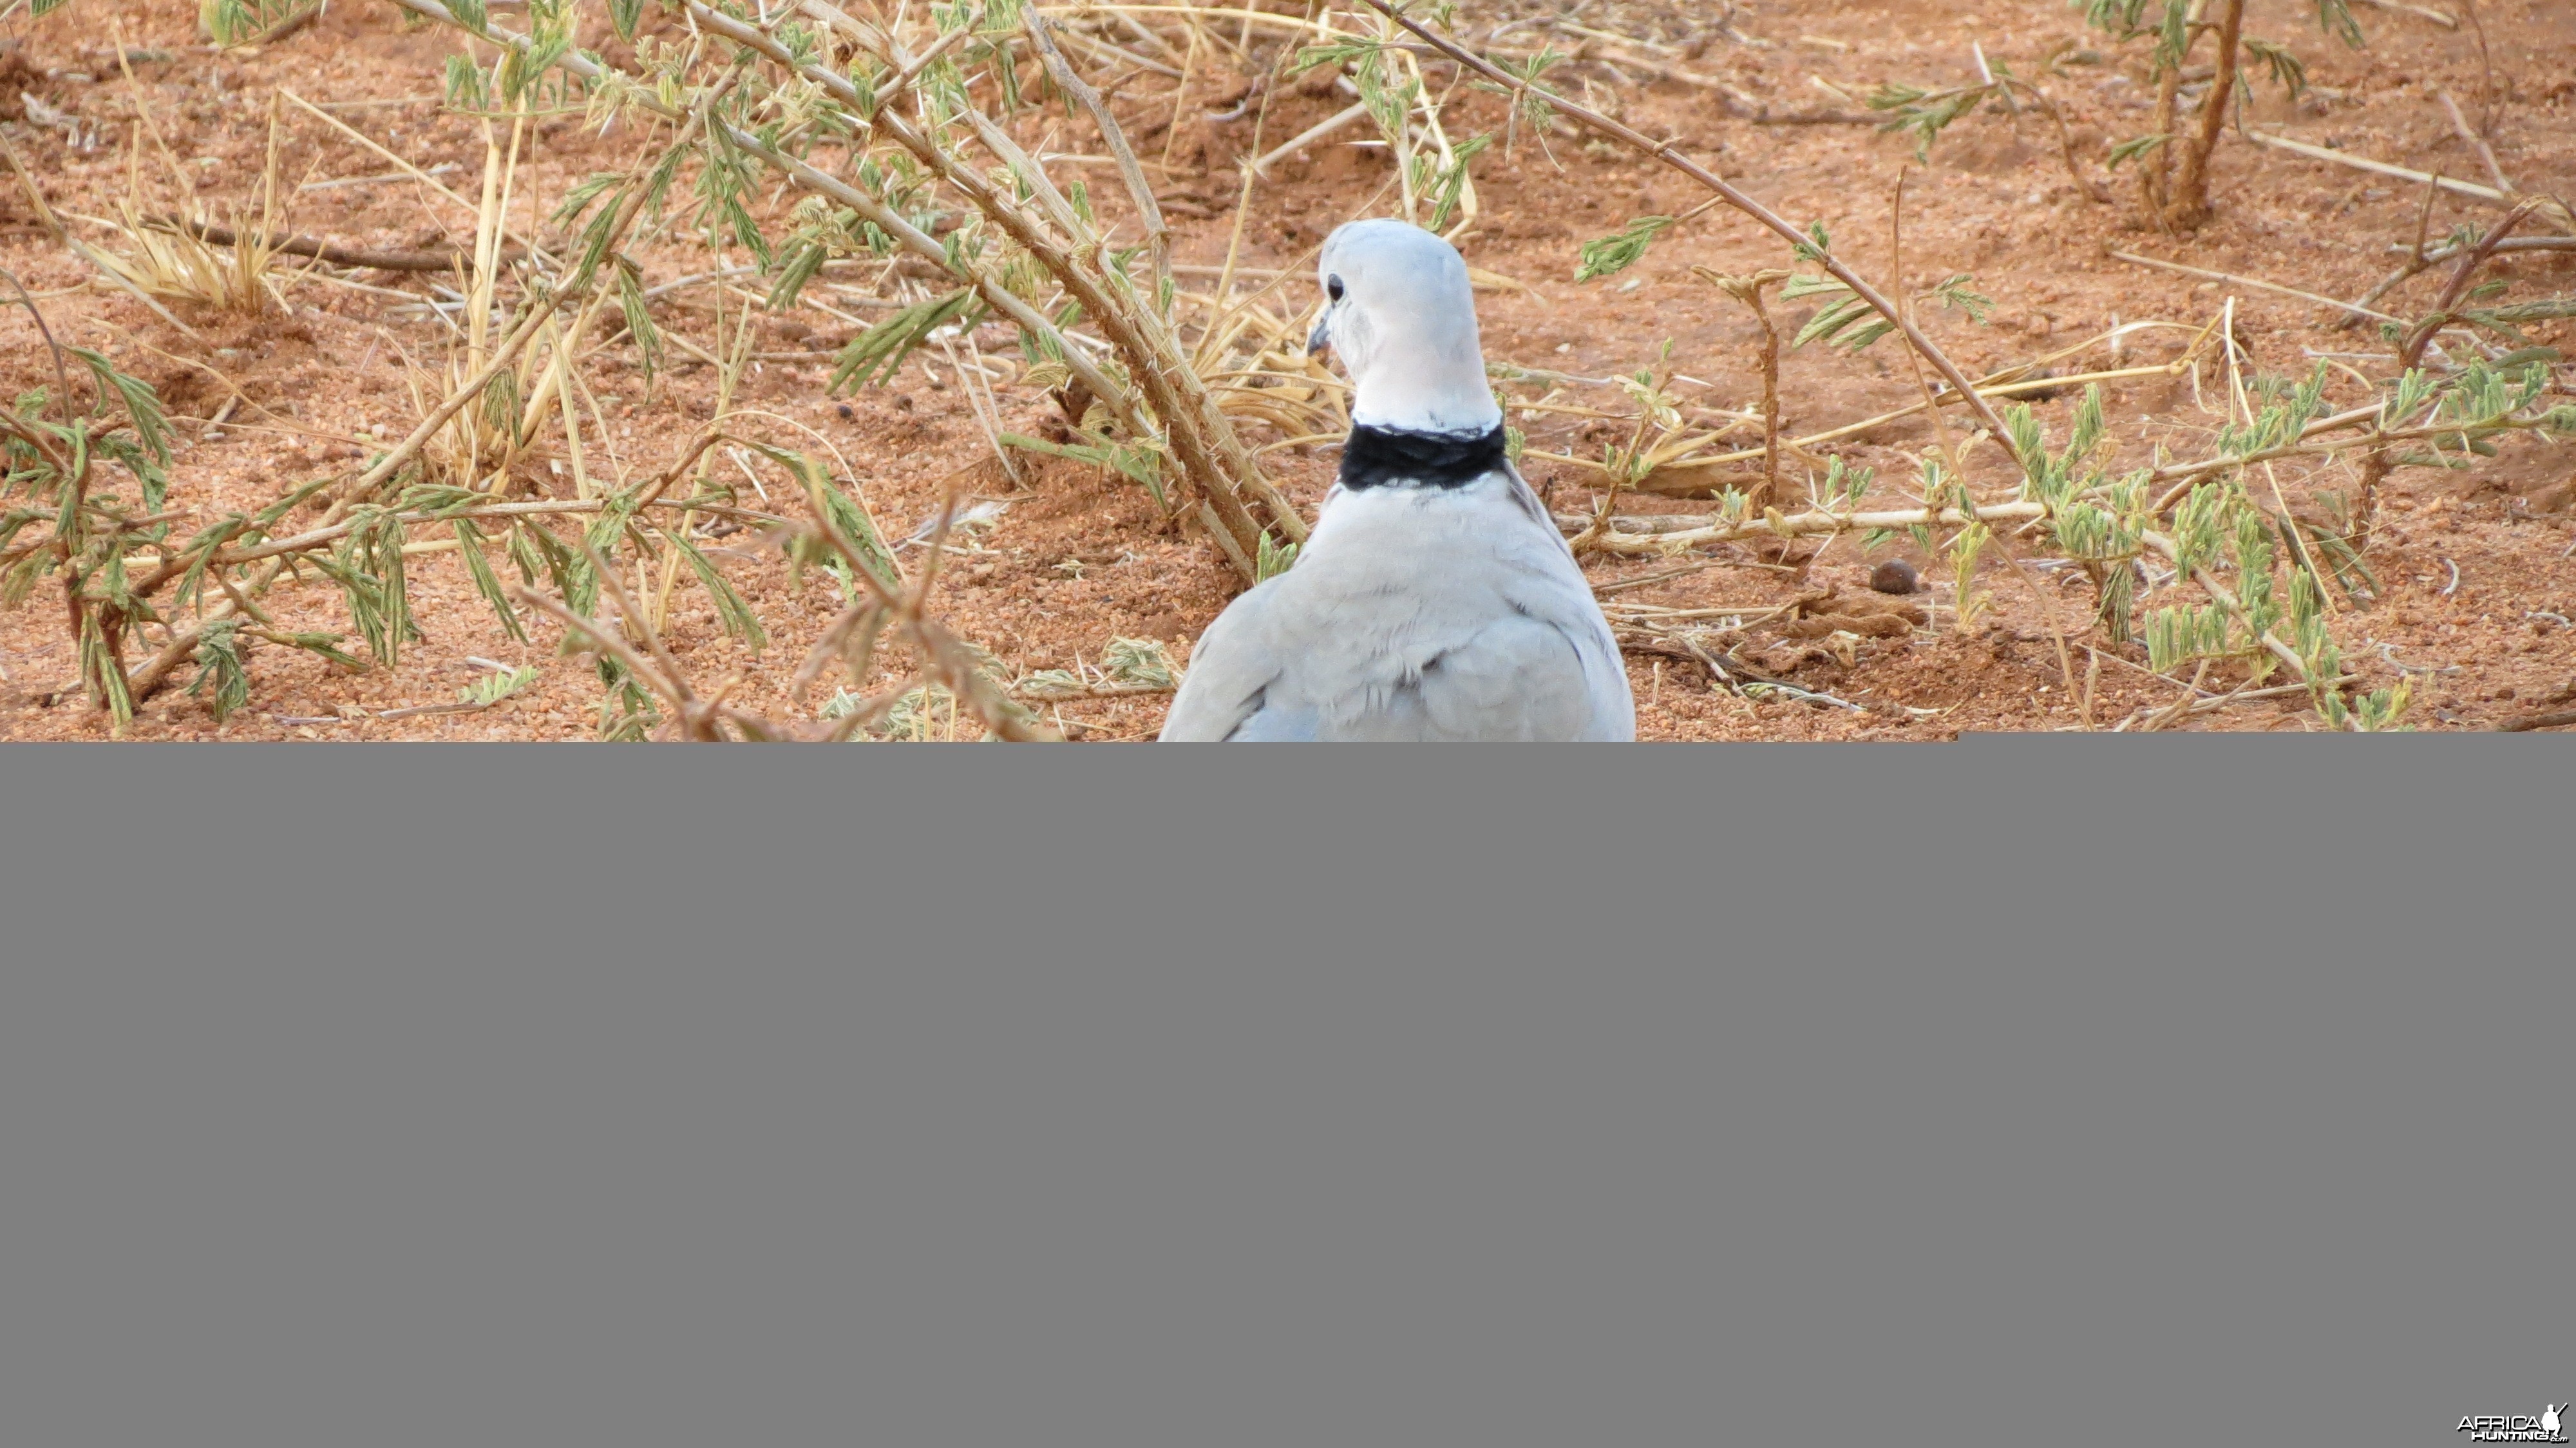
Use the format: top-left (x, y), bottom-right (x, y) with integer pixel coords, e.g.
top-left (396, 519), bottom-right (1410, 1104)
top-left (1325, 274), bottom-right (1345, 302)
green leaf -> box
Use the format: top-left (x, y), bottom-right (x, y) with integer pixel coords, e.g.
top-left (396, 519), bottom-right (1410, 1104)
top-left (1101, 635), bottom-right (1176, 687)
top-left (766, 236), bottom-right (833, 312)
top-left (79, 610), bottom-right (133, 728)
top-left (1926, 274), bottom-right (1994, 324)
top-left (551, 172), bottom-right (623, 231)
top-left (1294, 37), bottom-right (1386, 73)
top-left (2242, 38), bottom-right (2307, 98)
top-left (187, 617), bottom-right (251, 723)
top-left (2107, 133), bottom-right (2174, 170)
top-left (444, 52), bottom-right (493, 111)
top-left (670, 529), bottom-right (767, 651)
top-left (1424, 132), bottom-right (1492, 233)
top-left (453, 519), bottom-right (529, 643)
top-left (1255, 534), bottom-right (1297, 582)
top-left (1792, 296), bottom-right (1880, 351)
top-left (615, 262), bottom-right (663, 381)
top-left (2154, 0), bottom-right (2189, 71)
top-left (1576, 215), bottom-right (1675, 283)
top-left (464, 665), bottom-right (539, 707)
top-left (996, 431), bottom-right (1166, 506)
top-left (1872, 84), bottom-right (1986, 160)
top-left (830, 289), bottom-right (981, 390)
top-left (521, 518), bottom-right (593, 616)
top-left (764, 448), bottom-right (900, 592)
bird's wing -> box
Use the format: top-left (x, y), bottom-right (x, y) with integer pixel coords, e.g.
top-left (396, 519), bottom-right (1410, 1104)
top-left (1496, 464), bottom-right (1637, 739)
top-left (1161, 470), bottom-right (1635, 741)
top-left (1408, 609), bottom-right (1600, 739)
top-left (1399, 464), bottom-right (1634, 740)
top-left (1157, 578), bottom-right (1294, 741)
top-left (1264, 506), bottom-right (1631, 739)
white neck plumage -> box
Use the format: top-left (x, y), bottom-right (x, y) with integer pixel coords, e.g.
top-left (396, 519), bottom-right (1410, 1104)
top-left (1346, 347), bottom-right (1501, 437)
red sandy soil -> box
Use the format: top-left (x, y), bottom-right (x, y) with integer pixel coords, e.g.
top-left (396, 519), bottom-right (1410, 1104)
top-left (2, 0), bottom-right (2571, 739)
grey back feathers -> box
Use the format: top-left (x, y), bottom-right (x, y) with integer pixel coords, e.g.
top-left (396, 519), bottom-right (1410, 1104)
top-left (1160, 220), bottom-right (1636, 742)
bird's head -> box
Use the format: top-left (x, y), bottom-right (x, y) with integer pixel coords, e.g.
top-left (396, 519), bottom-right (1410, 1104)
top-left (1307, 218), bottom-right (1501, 435)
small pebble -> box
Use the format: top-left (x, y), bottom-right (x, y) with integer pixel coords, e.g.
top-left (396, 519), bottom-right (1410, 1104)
top-left (1870, 560), bottom-right (1922, 595)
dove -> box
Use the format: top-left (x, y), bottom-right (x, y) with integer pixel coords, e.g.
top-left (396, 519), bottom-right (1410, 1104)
top-left (1159, 218), bottom-right (1635, 741)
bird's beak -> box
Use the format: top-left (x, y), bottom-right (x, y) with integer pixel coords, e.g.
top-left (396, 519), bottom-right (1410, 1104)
top-left (1305, 310), bottom-right (1332, 358)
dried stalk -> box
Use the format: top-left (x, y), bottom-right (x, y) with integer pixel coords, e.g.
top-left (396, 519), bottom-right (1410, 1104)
top-left (2242, 129), bottom-right (2571, 231)
top-left (117, 102), bottom-right (694, 701)
top-left (1023, 5), bottom-right (1171, 303)
top-left (2337, 235), bottom-right (2576, 329)
top-left (2351, 197), bottom-right (2548, 533)
top-left (2436, 89), bottom-right (2510, 194)
top-left (2165, 0), bottom-right (2246, 230)
top-left (696, 1), bottom-right (1305, 566)
top-left (1363, 8), bottom-right (2421, 706)
top-left (382, 0), bottom-right (1267, 571)
top-left (1354, 0), bottom-right (2020, 452)
top-left (1700, 268), bottom-right (1787, 511)
top-left (1558, 499), bottom-right (2049, 555)
top-left (2110, 250), bottom-right (2399, 323)
top-left (151, 215), bottom-right (522, 273)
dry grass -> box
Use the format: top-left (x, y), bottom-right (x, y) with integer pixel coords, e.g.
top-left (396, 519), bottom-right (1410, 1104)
top-left (3, 0), bottom-right (2572, 738)
top-left (82, 62), bottom-right (299, 317)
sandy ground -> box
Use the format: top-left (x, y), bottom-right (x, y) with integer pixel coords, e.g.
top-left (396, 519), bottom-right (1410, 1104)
top-left (2, 0), bottom-right (2571, 739)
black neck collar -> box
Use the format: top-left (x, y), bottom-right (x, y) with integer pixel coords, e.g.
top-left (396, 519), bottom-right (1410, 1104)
top-left (1337, 421), bottom-right (1508, 491)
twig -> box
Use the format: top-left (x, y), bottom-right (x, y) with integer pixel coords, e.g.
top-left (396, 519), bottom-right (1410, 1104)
top-left (2336, 236), bottom-right (2575, 329)
top-left (301, 162), bottom-right (464, 192)
top-left (2140, 659), bottom-right (2215, 732)
top-left (663, 0), bottom-right (1296, 571)
top-left (1560, 499), bottom-right (2050, 553)
top-left (2241, 129), bottom-right (2569, 230)
top-left (146, 215), bottom-right (516, 274)
top-left (2354, 197), bottom-right (2550, 530)
top-left (2109, 249), bottom-right (2401, 323)
top-left (1700, 268), bottom-right (1787, 511)
top-left (1354, 1), bottom-right (2022, 457)
top-left (2164, 0), bottom-right (2246, 230)
top-left (2353, 0), bottom-right (2458, 30)
top-left (1881, 167), bottom-right (2076, 701)
top-left (117, 106), bottom-right (694, 703)
top-left (515, 586), bottom-right (714, 737)
top-left (1254, 101), bottom-right (1370, 176)
top-left (1992, 74), bottom-right (2110, 204)
top-left (2460, 0), bottom-right (2501, 139)
top-left (1016, 680), bottom-right (1175, 702)
top-left (2436, 89), bottom-right (2510, 194)
top-left (1710, 84), bottom-right (1876, 126)
top-left (0, 267), bottom-right (76, 424)
top-left (277, 88), bottom-right (565, 271)
top-left (2119, 672), bottom-right (2357, 729)
top-left (1589, 558), bottom-right (1740, 595)
top-left (1023, 5), bottom-right (1171, 304)
top-left (800, 475), bottom-right (1059, 741)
